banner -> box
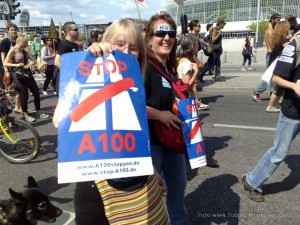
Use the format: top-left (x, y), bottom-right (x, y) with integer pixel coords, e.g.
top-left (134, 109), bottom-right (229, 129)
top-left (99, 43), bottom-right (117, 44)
top-left (57, 51), bottom-right (153, 183)
top-left (178, 97), bottom-right (207, 169)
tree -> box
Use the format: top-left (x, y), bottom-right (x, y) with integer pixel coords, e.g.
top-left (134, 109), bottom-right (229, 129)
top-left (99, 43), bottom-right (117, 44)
top-left (247, 20), bottom-right (269, 47)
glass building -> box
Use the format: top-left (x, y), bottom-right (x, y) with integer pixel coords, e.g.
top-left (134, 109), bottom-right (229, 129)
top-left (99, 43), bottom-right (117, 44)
top-left (165, 0), bottom-right (300, 24)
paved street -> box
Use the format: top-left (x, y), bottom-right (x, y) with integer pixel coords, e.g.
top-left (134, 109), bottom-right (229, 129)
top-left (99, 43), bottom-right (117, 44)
top-left (0, 62), bottom-right (299, 225)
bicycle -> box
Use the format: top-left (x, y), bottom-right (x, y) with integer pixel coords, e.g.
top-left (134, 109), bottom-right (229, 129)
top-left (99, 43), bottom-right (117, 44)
top-left (0, 90), bottom-right (41, 163)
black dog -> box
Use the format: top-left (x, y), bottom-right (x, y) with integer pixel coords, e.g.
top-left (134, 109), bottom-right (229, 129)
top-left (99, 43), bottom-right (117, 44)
top-left (0, 176), bottom-right (62, 225)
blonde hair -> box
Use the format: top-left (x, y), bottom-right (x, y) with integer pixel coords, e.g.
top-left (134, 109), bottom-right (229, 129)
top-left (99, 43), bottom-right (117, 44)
top-left (16, 35), bottom-right (28, 46)
top-left (102, 19), bottom-right (146, 76)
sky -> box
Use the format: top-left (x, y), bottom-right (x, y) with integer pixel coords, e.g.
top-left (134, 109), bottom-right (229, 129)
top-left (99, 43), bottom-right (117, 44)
top-left (0, 0), bottom-right (165, 27)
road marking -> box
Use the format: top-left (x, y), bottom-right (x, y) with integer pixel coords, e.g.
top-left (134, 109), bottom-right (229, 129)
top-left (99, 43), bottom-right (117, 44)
top-left (214, 124), bottom-right (275, 131)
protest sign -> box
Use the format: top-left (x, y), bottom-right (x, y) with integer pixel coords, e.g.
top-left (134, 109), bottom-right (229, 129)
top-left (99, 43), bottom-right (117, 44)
top-left (57, 51), bottom-right (153, 183)
top-left (178, 97), bottom-right (207, 168)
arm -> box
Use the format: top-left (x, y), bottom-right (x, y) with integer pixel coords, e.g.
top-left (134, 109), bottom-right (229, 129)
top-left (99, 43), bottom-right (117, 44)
top-left (265, 29), bottom-right (273, 51)
top-left (54, 54), bottom-right (61, 69)
top-left (3, 49), bottom-right (24, 68)
top-left (23, 51), bottom-right (37, 69)
top-left (146, 106), bottom-right (184, 130)
top-left (181, 63), bottom-right (198, 86)
top-left (272, 75), bottom-right (300, 97)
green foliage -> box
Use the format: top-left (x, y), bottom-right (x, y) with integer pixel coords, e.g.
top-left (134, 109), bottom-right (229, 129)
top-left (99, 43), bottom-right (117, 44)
top-left (49, 18), bottom-right (58, 39)
top-left (28, 33), bottom-right (37, 41)
top-left (247, 20), bottom-right (269, 40)
top-left (79, 33), bottom-right (86, 42)
top-left (218, 11), bottom-right (228, 20)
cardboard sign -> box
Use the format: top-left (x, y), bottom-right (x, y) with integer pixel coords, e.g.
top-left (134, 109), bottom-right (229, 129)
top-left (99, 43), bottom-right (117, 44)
top-left (57, 51), bottom-right (153, 183)
top-left (177, 97), bottom-right (207, 169)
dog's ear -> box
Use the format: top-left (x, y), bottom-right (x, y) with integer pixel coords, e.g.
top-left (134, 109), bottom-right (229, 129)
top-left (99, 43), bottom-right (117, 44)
top-left (28, 176), bottom-right (39, 188)
top-left (9, 188), bottom-right (26, 203)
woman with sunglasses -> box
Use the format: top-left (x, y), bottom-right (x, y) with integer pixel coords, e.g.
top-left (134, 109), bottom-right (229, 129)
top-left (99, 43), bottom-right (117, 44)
top-left (54, 19), bottom-right (169, 225)
top-left (41, 38), bottom-right (56, 95)
top-left (144, 13), bottom-right (189, 225)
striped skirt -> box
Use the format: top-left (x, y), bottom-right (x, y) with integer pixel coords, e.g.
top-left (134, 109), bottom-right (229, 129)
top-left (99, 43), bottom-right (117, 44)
top-left (95, 175), bottom-right (170, 225)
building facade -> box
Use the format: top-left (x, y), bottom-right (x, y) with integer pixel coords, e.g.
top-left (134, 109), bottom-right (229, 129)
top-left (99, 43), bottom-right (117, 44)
top-left (166, 0), bottom-right (300, 24)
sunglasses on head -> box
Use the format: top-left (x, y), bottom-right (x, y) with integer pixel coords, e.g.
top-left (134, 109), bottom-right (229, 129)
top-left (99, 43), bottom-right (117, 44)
top-left (153, 30), bottom-right (176, 38)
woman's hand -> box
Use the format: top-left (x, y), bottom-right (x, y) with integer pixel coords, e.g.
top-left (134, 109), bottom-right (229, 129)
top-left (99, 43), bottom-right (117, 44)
top-left (88, 42), bottom-right (114, 57)
top-left (159, 110), bottom-right (184, 130)
top-left (23, 64), bottom-right (31, 69)
top-left (18, 63), bottom-right (24, 68)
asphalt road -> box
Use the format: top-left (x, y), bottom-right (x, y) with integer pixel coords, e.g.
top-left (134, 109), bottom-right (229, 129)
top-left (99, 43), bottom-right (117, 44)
top-left (0, 84), bottom-right (299, 225)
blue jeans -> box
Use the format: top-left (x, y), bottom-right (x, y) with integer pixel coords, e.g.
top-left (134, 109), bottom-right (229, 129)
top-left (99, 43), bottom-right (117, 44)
top-left (245, 112), bottom-right (300, 192)
top-left (253, 52), bottom-right (274, 95)
top-left (242, 55), bottom-right (252, 66)
top-left (213, 51), bottom-right (222, 78)
top-left (151, 145), bottom-right (189, 225)
top-left (198, 54), bottom-right (214, 82)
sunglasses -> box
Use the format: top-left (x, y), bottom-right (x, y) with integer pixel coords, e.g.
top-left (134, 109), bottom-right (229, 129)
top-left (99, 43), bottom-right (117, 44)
top-left (72, 28), bottom-right (79, 31)
top-left (153, 30), bottom-right (176, 38)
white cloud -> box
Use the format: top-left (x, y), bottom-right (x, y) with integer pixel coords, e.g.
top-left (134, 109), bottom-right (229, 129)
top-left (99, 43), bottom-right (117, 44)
top-left (0, 0), bottom-right (164, 27)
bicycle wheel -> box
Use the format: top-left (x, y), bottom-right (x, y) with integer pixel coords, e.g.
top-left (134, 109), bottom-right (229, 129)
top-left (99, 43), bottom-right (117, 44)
top-left (0, 118), bottom-right (41, 163)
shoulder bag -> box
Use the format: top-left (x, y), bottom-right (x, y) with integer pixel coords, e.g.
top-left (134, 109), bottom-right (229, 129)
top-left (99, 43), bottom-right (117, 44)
top-left (148, 60), bottom-right (188, 153)
top-left (14, 50), bottom-right (33, 82)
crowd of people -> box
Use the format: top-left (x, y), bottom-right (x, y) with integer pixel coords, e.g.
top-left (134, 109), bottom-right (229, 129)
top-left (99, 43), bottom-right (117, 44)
top-left (1, 10), bottom-right (300, 224)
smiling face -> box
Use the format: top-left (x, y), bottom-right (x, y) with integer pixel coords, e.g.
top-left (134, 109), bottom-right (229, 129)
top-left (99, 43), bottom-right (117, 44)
top-left (149, 20), bottom-right (176, 60)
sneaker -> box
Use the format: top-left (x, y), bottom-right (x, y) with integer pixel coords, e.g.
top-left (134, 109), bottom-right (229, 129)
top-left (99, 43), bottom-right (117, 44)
top-left (241, 68), bottom-right (247, 71)
top-left (206, 158), bottom-right (219, 168)
top-left (198, 103), bottom-right (210, 111)
top-left (42, 90), bottom-right (48, 96)
top-left (37, 113), bottom-right (50, 119)
top-left (248, 67), bottom-right (255, 71)
top-left (25, 115), bottom-right (35, 123)
top-left (252, 93), bottom-right (261, 102)
top-left (215, 76), bottom-right (226, 82)
top-left (266, 106), bottom-right (280, 113)
top-left (241, 176), bottom-right (264, 202)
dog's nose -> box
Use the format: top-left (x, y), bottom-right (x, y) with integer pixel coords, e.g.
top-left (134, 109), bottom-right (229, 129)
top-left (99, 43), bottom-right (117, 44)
top-left (56, 208), bottom-right (63, 217)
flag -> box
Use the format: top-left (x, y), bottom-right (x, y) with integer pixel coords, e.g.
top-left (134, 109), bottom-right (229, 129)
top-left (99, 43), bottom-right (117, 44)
top-left (136, 0), bottom-right (148, 9)
top-left (174, 0), bottom-right (184, 6)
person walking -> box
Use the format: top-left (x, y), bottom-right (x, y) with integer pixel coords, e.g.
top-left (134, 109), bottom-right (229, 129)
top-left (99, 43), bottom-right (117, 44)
top-left (144, 13), bottom-right (189, 225)
top-left (197, 23), bottom-right (214, 85)
top-left (41, 38), bottom-right (56, 95)
top-left (54, 21), bottom-right (80, 96)
top-left (1, 23), bottom-right (21, 112)
top-left (210, 19), bottom-right (226, 82)
top-left (252, 13), bottom-right (281, 102)
top-left (4, 36), bottom-right (49, 122)
top-left (242, 38), bottom-right (300, 202)
top-left (241, 35), bottom-right (254, 71)
top-left (31, 35), bottom-right (41, 74)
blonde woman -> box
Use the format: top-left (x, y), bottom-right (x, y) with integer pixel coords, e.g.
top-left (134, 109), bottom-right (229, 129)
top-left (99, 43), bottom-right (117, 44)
top-left (4, 35), bottom-right (49, 122)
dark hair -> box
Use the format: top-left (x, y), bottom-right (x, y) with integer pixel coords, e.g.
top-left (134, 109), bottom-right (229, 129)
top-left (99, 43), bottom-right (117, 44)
top-left (179, 33), bottom-right (197, 60)
top-left (206, 23), bottom-right (213, 31)
top-left (189, 19), bottom-right (199, 31)
top-left (63, 21), bottom-right (76, 33)
top-left (145, 13), bottom-right (178, 72)
top-left (33, 35), bottom-right (38, 38)
top-left (6, 23), bottom-right (17, 31)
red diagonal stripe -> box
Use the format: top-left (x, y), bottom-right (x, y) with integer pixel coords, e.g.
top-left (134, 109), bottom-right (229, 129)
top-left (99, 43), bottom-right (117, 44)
top-left (70, 78), bottom-right (134, 122)
top-left (189, 119), bottom-right (200, 139)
